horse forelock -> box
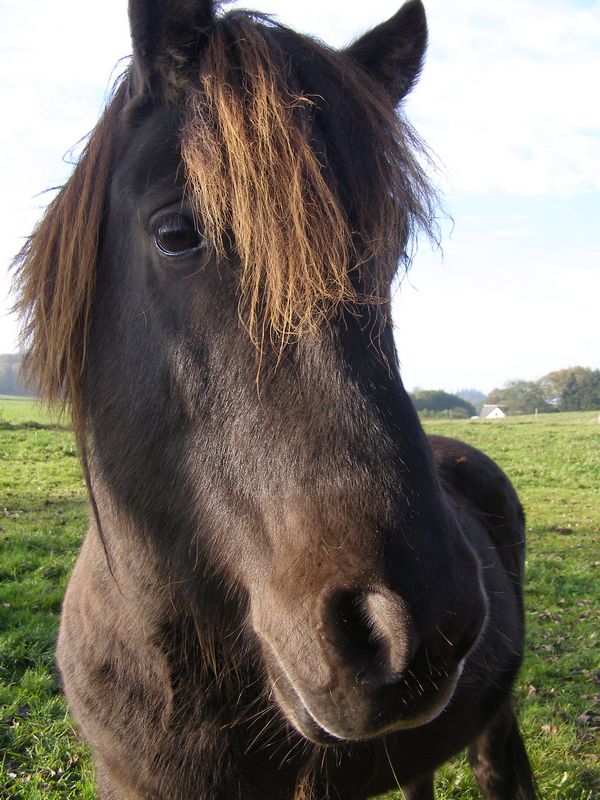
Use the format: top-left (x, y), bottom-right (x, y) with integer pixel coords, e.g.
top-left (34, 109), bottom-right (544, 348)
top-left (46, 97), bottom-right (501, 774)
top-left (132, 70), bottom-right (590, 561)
top-left (181, 12), bottom-right (439, 348)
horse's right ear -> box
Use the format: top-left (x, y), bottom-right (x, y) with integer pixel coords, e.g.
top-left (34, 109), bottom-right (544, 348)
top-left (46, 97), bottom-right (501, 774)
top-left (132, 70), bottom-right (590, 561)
top-left (345, 0), bottom-right (427, 106)
top-left (128, 0), bottom-right (215, 95)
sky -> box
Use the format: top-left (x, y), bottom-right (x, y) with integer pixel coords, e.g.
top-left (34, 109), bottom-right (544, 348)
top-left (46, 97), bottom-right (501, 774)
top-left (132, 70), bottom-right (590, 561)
top-left (1, 0), bottom-right (599, 394)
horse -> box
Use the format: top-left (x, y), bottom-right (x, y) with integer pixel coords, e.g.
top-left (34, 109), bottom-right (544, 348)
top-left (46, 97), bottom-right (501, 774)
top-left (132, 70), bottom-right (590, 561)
top-left (14, 1), bottom-right (537, 798)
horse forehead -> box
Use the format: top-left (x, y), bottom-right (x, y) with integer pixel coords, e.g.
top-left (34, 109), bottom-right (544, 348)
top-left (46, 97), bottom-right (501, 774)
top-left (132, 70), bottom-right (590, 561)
top-left (113, 103), bottom-right (183, 203)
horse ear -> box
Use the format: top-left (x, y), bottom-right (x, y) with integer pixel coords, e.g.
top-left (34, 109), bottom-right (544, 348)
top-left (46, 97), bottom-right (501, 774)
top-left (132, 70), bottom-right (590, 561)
top-left (128, 0), bottom-right (215, 94)
top-left (345, 0), bottom-right (427, 105)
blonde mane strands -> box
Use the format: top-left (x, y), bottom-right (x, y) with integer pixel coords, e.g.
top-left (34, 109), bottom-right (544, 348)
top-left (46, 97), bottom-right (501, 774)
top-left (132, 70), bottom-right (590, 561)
top-left (182, 22), bottom-right (353, 347)
top-left (181, 14), bottom-right (438, 348)
top-left (12, 83), bottom-right (128, 431)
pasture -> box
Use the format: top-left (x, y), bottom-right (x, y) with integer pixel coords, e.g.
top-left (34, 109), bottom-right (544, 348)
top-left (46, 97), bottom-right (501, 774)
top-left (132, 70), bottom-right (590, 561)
top-left (1, 396), bottom-right (599, 799)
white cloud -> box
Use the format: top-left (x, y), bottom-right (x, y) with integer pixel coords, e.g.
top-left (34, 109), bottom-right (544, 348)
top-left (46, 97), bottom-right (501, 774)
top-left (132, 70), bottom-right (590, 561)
top-left (406, 0), bottom-right (600, 196)
top-left (491, 228), bottom-right (532, 239)
top-left (393, 244), bottom-right (600, 394)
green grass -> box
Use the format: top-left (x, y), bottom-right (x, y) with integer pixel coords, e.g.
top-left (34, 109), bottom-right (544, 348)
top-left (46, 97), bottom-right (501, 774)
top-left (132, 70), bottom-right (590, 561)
top-left (1, 404), bottom-right (599, 798)
top-left (0, 396), bottom-right (64, 428)
top-left (0, 401), bottom-right (94, 799)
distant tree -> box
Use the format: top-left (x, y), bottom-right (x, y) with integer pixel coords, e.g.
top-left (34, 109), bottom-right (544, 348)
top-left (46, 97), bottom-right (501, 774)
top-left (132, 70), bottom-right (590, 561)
top-left (539, 367), bottom-right (600, 411)
top-left (448, 406), bottom-right (471, 419)
top-left (485, 387), bottom-right (503, 406)
top-left (456, 388), bottom-right (486, 413)
top-left (411, 390), bottom-right (476, 417)
top-left (485, 380), bottom-right (554, 415)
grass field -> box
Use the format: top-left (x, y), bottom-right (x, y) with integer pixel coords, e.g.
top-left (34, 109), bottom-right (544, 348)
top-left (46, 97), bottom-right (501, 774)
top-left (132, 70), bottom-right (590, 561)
top-left (1, 397), bottom-right (599, 799)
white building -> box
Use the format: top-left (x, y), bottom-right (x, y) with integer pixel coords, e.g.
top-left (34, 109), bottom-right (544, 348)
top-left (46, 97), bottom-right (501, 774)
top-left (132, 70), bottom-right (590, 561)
top-left (479, 404), bottom-right (506, 419)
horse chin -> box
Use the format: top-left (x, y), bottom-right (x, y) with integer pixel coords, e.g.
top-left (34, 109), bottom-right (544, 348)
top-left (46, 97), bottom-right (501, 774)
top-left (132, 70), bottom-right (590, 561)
top-left (269, 660), bottom-right (464, 746)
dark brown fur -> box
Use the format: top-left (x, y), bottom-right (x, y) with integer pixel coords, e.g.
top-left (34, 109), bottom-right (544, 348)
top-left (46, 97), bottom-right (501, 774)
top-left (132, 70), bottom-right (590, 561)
top-left (14, 2), bottom-right (536, 798)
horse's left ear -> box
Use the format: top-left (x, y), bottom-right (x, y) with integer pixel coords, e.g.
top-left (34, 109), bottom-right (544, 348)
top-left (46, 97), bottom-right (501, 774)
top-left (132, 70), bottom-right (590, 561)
top-left (128, 0), bottom-right (215, 94)
top-left (345, 0), bottom-right (427, 106)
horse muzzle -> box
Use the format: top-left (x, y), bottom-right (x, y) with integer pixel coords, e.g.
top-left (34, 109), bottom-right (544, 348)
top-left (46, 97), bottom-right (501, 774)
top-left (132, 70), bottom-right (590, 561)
top-left (253, 585), bottom-right (485, 743)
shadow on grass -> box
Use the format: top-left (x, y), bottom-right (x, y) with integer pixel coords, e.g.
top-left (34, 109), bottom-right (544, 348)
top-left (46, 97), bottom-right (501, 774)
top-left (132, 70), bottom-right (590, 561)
top-left (0, 420), bottom-right (72, 432)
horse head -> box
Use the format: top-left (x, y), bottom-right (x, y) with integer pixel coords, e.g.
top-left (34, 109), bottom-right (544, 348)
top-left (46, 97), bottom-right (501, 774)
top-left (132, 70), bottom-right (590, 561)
top-left (17, 0), bottom-right (488, 746)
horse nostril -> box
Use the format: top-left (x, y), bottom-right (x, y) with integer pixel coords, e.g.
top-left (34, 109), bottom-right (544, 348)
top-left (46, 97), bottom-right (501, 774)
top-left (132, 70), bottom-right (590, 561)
top-left (322, 588), bottom-right (417, 685)
top-left (325, 590), bottom-right (375, 662)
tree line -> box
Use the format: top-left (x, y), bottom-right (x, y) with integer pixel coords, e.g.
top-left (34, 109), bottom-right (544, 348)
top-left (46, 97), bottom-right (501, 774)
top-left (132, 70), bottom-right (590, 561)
top-left (410, 389), bottom-right (478, 418)
top-left (486, 367), bottom-right (600, 415)
top-left (3, 353), bottom-right (599, 415)
top-left (411, 367), bottom-right (600, 418)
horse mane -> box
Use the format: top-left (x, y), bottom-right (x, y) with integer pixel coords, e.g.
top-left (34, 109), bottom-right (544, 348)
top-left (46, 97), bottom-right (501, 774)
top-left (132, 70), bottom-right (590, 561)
top-left (13, 8), bottom-right (438, 427)
top-left (12, 80), bottom-right (130, 429)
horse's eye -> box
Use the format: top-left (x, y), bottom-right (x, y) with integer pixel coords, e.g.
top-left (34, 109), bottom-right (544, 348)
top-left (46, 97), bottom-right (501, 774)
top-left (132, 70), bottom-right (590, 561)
top-left (154, 215), bottom-right (204, 256)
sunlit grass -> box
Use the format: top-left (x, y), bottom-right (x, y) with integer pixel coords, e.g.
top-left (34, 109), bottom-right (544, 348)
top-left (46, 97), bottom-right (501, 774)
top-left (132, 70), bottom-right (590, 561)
top-left (1, 400), bottom-right (599, 798)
